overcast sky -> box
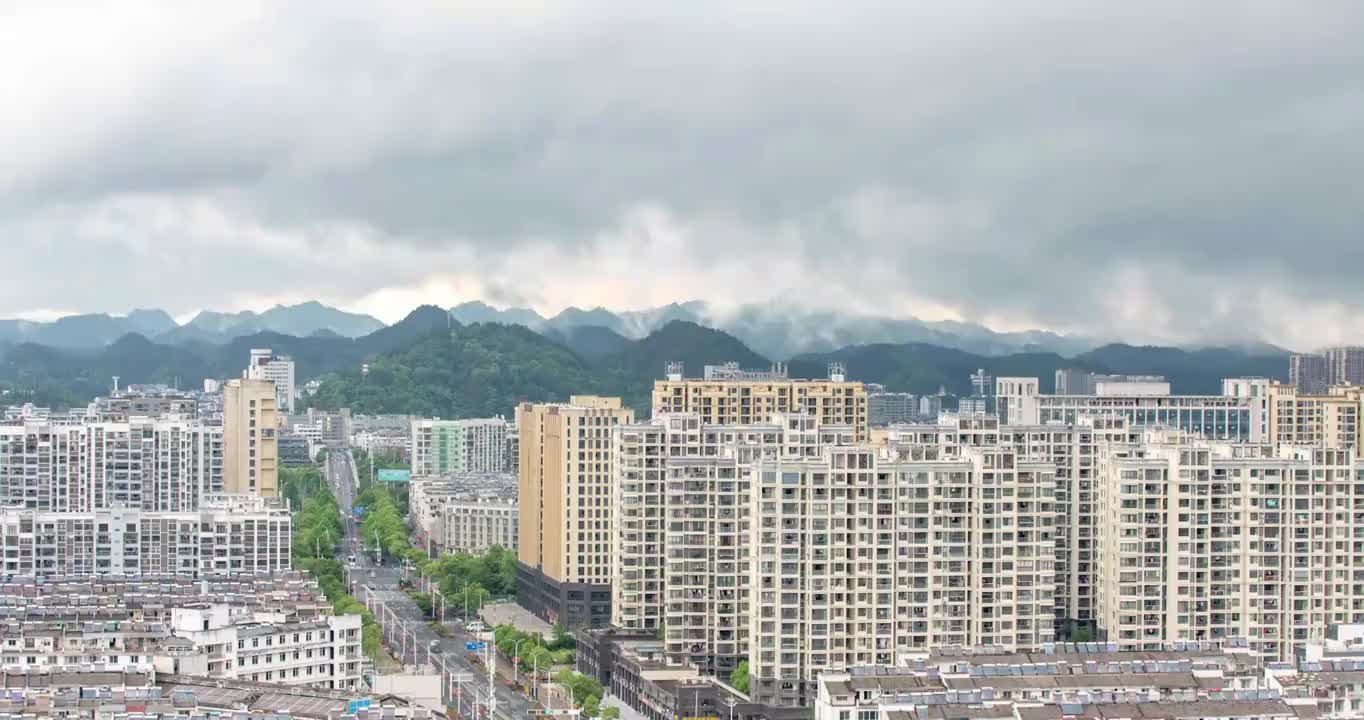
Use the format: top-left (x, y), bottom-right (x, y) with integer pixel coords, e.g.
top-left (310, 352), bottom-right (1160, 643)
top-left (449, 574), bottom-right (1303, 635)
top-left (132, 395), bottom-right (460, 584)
top-left (3, 1), bottom-right (1362, 349)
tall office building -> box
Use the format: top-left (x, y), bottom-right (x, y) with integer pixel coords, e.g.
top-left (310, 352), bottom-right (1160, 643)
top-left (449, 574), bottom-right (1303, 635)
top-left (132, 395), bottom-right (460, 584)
top-left (517, 396), bottom-right (634, 629)
top-left (223, 379), bottom-right (279, 497)
top-left (410, 417), bottom-right (509, 475)
top-left (652, 362), bottom-right (869, 441)
top-left (867, 391), bottom-right (916, 426)
top-left (1325, 346), bottom-right (1364, 386)
top-left (1290, 353), bottom-right (1329, 394)
top-left (995, 376), bottom-right (1259, 441)
top-left (246, 348), bottom-right (296, 414)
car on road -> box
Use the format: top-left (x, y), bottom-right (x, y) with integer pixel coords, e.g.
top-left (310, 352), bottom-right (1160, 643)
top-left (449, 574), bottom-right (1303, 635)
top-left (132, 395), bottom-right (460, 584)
top-left (347, 555), bottom-right (356, 565)
top-left (429, 639), bottom-right (440, 651)
top-left (465, 621), bottom-right (486, 633)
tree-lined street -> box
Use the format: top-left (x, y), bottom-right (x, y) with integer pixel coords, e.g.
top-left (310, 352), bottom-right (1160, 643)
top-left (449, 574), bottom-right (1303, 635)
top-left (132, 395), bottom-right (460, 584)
top-left (326, 449), bottom-right (547, 720)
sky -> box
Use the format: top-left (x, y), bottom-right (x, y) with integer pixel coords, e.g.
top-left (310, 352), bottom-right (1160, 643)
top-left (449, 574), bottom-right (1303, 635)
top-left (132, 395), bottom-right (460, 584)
top-left (2, 1), bottom-right (1363, 349)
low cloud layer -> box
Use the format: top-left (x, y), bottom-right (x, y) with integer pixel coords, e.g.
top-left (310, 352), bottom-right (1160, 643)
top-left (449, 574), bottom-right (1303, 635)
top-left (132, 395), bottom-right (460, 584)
top-left (3, 1), bottom-right (1362, 350)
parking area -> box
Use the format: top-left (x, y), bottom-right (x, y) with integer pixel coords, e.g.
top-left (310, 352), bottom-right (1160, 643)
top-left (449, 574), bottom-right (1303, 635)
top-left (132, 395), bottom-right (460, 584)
top-left (480, 602), bottom-right (553, 636)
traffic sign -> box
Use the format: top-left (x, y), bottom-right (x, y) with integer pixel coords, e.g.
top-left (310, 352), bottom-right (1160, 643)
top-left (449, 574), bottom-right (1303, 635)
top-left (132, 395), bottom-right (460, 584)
top-left (347, 699), bottom-right (372, 714)
top-left (465, 641), bottom-right (486, 651)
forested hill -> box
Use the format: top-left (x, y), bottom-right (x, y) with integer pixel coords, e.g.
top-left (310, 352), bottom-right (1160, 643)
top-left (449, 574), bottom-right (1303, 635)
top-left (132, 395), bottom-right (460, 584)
top-left (0, 306), bottom-right (1287, 415)
top-left (303, 320), bottom-right (1288, 417)
top-left (305, 323), bottom-right (645, 417)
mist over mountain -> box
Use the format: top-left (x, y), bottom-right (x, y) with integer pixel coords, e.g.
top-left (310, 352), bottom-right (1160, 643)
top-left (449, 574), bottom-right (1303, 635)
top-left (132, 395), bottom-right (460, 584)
top-left (0, 302), bottom-right (386, 348)
top-left (445, 300), bottom-right (1101, 358)
top-left (0, 298), bottom-right (1302, 367)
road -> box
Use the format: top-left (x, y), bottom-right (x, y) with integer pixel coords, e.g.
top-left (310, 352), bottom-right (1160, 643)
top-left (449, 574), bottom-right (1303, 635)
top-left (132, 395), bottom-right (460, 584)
top-left (326, 449), bottom-right (543, 720)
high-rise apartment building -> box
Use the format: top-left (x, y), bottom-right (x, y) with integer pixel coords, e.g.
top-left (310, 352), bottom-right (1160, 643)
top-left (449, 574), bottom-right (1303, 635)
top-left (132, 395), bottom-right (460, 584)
top-left (745, 444), bottom-right (1056, 706)
top-left (613, 413), bottom-right (855, 679)
top-left (611, 412), bottom-right (1056, 707)
top-left (1095, 435), bottom-right (1364, 662)
top-left (518, 396), bottom-right (634, 629)
top-left (246, 348), bottom-right (296, 414)
top-left (411, 417), bottom-right (509, 475)
top-left (885, 414), bottom-right (1139, 634)
top-left (1290, 353), bottom-right (1329, 394)
top-left (0, 418), bottom-right (223, 512)
top-left (1265, 381), bottom-right (1364, 453)
top-left (0, 495), bottom-right (292, 577)
top-left (223, 379), bottom-right (279, 497)
top-left (652, 363), bottom-right (869, 441)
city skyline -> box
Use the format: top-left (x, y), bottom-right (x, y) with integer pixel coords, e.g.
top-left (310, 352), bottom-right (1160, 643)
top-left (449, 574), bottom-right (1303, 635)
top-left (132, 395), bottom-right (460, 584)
top-left (4, 3), bottom-right (1364, 349)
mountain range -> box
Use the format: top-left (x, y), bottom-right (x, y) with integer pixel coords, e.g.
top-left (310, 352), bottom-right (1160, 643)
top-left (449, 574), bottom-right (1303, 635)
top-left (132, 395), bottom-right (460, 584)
top-left (0, 297), bottom-right (1291, 415)
top-left (449, 300), bottom-right (1112, 358)
top-left (0, 302), bottom-right (384, 349)
top-left (1, 299), bottom-right (1298, 361)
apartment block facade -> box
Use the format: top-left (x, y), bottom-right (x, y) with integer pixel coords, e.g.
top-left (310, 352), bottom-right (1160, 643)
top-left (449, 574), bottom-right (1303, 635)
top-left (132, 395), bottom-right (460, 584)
top-left (652, 367), bottom-right (869, 441)
top-left (1265, 381), bottom-right (1363, 453)
top-left (886, 414), bottom-right (1140, 633)
top-left (223, 379), bottom-right (279, 497)
top-left (0, 495), bottom-right (291, 577)
top-left (1095, 435), bottom-right (1364, 662)
top-left (411, 417), bottom-right (509, 476)
top-left (746, 445), bottom-right (1056, 706)
top-left (518, 396), bottom-right (634, 629)
top-left (0, 418), bottom-right (223, 512)
top-left (611, 412), bottom-right (1057, 707)
top-left (613, 413), bottom-right (855, 680)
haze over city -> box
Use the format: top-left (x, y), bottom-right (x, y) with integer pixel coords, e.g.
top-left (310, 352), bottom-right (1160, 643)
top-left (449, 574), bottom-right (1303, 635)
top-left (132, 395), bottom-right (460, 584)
top-left (4, 2), bottom-right (1364, 349)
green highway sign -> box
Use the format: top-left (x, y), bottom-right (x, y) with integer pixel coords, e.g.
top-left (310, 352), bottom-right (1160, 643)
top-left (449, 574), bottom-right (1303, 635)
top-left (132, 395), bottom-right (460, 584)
top-left (377, 469), bottom-right (412, 483)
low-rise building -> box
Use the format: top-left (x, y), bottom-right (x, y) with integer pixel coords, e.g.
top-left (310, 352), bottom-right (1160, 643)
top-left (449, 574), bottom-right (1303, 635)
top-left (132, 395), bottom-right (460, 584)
top-left (0, 574), bottom-right (363, 691)
top-left (814, 642), bottom-right (1285, 720)
top-left (408, 474), bottom-right (516, 556)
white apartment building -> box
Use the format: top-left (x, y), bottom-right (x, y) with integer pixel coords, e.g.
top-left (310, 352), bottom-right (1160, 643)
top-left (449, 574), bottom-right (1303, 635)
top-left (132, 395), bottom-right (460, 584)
top-left (1095, 434), bottom-right (1364, 662)
top-left (996, 376), bottom-right (1262, 442)
top-left (246, 348), bottom-right (297, 414)
top-left (747, 445), bottom-right (1056, 706)
top-left (885, 414), bottom-right (1140, 633)
top-left (0, 495), bottom-right (291, 578)
top-left (612, 413), bottom-right (1056, 707)
top-left (411, 417), bottom-right (509, 475)
top-left (441, 498), bottom-right (517, 555)
top-left (614, 413), bottom-right (856, 679)
top-left (408, 474), bottom-right (516, 555)
top-left (0, 418), bottom-right (223, 512)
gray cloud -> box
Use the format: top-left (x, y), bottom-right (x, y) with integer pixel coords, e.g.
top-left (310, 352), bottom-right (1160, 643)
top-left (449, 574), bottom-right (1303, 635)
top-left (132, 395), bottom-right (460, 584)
top-left (2, 1), bottom-right (1363, 349)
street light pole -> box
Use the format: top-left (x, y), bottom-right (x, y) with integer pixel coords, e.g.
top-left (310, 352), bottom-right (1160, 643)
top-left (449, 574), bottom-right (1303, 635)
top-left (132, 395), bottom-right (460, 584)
top-left (513, 639), bottom-right (528, 684)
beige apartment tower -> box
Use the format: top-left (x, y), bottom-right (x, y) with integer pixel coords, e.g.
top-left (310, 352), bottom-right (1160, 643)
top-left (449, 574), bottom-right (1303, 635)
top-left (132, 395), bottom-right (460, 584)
top-left (517, 395), bottom-right (634, 628)
top-left (652, 364), bottom-right (869, 440)
top-left (223, 378), bottom-right (279, 497)
top-left (1265, 381), bottom-right (1364, 453)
